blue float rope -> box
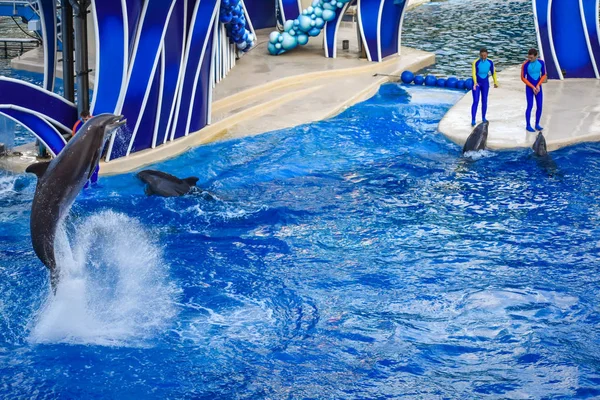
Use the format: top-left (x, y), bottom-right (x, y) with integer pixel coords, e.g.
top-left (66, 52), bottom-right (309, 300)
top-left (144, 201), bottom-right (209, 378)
top-left (397, 70), bottom-right (475, 91)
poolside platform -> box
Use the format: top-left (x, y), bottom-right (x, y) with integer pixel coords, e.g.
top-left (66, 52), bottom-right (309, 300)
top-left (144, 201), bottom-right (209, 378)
top-left (439, 67), bottom-right (600, 151)
top-left (99, 27), bottom-right (435, 175)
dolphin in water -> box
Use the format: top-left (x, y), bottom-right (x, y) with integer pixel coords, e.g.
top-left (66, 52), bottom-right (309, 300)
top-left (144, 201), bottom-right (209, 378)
top-left (463, 121), bottom-right (489, 154)
top-left (531, 131), bottom-right (559, 176)
top-left (137, 170), bottom-right (199, 197)
top-left (25, 114), bottom-right (126, 289)
top-left (532, 132), bottom-right (548, 157)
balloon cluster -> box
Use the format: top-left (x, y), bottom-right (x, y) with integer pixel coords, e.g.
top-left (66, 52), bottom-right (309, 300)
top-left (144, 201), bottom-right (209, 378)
top-left (400, 70), bottom-right (474, 91)
top-left (219, 0), bottom-right (255, 52)
top-left (268, 0), bottom-right (351, 55)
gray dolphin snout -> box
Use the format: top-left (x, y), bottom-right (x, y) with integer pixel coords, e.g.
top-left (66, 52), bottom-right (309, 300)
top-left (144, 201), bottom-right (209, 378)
top-left (108, 115), bottom-right (127, 128)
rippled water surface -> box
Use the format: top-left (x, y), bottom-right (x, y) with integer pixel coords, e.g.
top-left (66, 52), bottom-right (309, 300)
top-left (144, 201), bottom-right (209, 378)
top-left (1, 84), bottom-right (600, 398)
top-left (403, 0), bottom-right (537, 77)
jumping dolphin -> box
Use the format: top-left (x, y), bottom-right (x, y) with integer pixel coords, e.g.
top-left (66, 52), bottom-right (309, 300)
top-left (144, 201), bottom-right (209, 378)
top-left (463, 121), bottom-right (489, 154)
top-left (26, 114), bottom-right (126, 289)
top-left (532, 132), bottom-right (548, 156)
top-left (137, 170), bottom-right (199, 197)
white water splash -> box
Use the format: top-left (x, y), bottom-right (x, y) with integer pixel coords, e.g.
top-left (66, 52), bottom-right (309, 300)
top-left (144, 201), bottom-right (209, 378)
top-left (29, 211), bottom-right (179, 346)
top-left (0, 175), bottom-right (17, 196)
top-left (463, 149), bottom-right (496, 160)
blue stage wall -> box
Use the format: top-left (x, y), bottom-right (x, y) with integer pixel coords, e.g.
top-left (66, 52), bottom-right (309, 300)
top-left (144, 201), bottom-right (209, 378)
top-left (0, 0), bottom-right (598, 166)
top-left (244, 0), bottom-right (276, 29)
top-left (534, 0), bottom-right (600, 79)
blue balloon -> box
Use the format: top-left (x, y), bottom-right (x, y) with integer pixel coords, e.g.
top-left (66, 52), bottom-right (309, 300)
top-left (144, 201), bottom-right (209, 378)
top-left (456, 80), bottom-right (466, 90)
top-left (281, 32), bottom-right (297, 50)
top-left (297, 33), bottom-right (309, 45)
top-left (436, 78), bottom-right (447, 87)
top-left (268, 42), bottom-right (278, 55)
top-left (400, 70), bottom-right (414, 84)
top-left (308, 27), bottom-right (321, 37)
top-left (413, 75), bottom-right (425, 85)
top-left (424, 75), bottom-right (437, 86)
top-left (465, 78), bottom-right (475, 90)
top-left (220, 12), bottom-right (233, 23)
top-left (446, 77), bottom-right (458, 88)
top-left (298, 15), bottom-right (313, 31)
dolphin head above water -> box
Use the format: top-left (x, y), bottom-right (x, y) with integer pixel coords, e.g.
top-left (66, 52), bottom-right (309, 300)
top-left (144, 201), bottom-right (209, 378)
top-left (463, 121), bottom-right (489, 154)
top-left (26, 114), bottom-right (126, 290)
top-left (532, 132), bottom-right (548, 157)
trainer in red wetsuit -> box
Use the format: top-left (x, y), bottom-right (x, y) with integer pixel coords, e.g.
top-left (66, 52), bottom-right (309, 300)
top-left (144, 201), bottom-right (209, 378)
top-left (521, 48), bottom-right (547, 132)
top-left (72, 111), bottom-right (99, 187)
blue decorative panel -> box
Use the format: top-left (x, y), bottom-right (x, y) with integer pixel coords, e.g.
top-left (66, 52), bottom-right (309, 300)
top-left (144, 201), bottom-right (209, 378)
top-left (126, 0), bottom-right (144, 48)
top-left (38, 0), bottom-right (57, 92)
top-left (1, 0), bottom-right (231, 162)
top-left (156, 0), bottom-right (186, 146)
top-left (324, 3), bottom-right (350, 58)
top-left (379, 0), bottom-right (407, 59)
top-left (534, 0), bottom-right (600, 79)
top-left (533, 0), bottom-right (560, 79)
top-left (243, 0), bottom-right (276, 29)
top-left (171, 0), bottom-right (219, 140)
top-left (186, 0), bottom-right (197, 30)
top-left (131, 61), bottom-right (161, 153)
top-left (110, 0), bottom-right (176, 159)
top-left (356, 0), bottom-right (407, 62)
top-left (0, 77), bottom-right (77, 131)
top-left (189, 28), bottom-right (215, 134)
top-left (357, 0), bottom-right (381, 61)
top-left (551, 0), bottom-right (595, 78)
top-left (91, 0), bottom-right (128, 114)
top-left (280, 0), bottom-right (300, 22)
top-left (581, 0), bottom-right (600, 78)
top-left (0, 108), bottom-right (66, 156)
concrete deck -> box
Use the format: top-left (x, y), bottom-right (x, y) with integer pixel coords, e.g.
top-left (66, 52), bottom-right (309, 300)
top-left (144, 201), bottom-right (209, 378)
top-left (100, 27), bottom-right (435, 175)
top-left (439, 66), bottom-right (600, 151)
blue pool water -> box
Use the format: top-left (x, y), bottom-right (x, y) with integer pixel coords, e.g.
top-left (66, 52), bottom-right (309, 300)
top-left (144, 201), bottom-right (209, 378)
top-left (1, 84), bottom-right (600, 398)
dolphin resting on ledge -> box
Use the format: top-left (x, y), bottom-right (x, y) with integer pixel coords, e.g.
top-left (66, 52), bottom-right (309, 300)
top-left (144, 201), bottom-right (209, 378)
top-left (463, 121), bottom-right (489, 154)
top-left (25, 114), bottom-right (126, 290)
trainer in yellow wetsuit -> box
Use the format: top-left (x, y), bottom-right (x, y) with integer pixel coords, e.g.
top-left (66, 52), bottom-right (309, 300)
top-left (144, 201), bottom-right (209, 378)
top-left (471, 47), bottom-right (499, 126)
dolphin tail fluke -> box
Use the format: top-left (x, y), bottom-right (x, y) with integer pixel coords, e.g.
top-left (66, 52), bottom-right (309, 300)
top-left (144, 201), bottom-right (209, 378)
top-left (26, 161), bottom-right (51, 178)
top-left (183, 177), bottom-right (199, 187)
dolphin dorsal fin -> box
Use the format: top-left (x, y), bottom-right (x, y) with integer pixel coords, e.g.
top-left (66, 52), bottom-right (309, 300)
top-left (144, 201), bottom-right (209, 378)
top-left (25, 161), bottom-right (51, 178)
top-left (183, 177), bottom-right (199, 186)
